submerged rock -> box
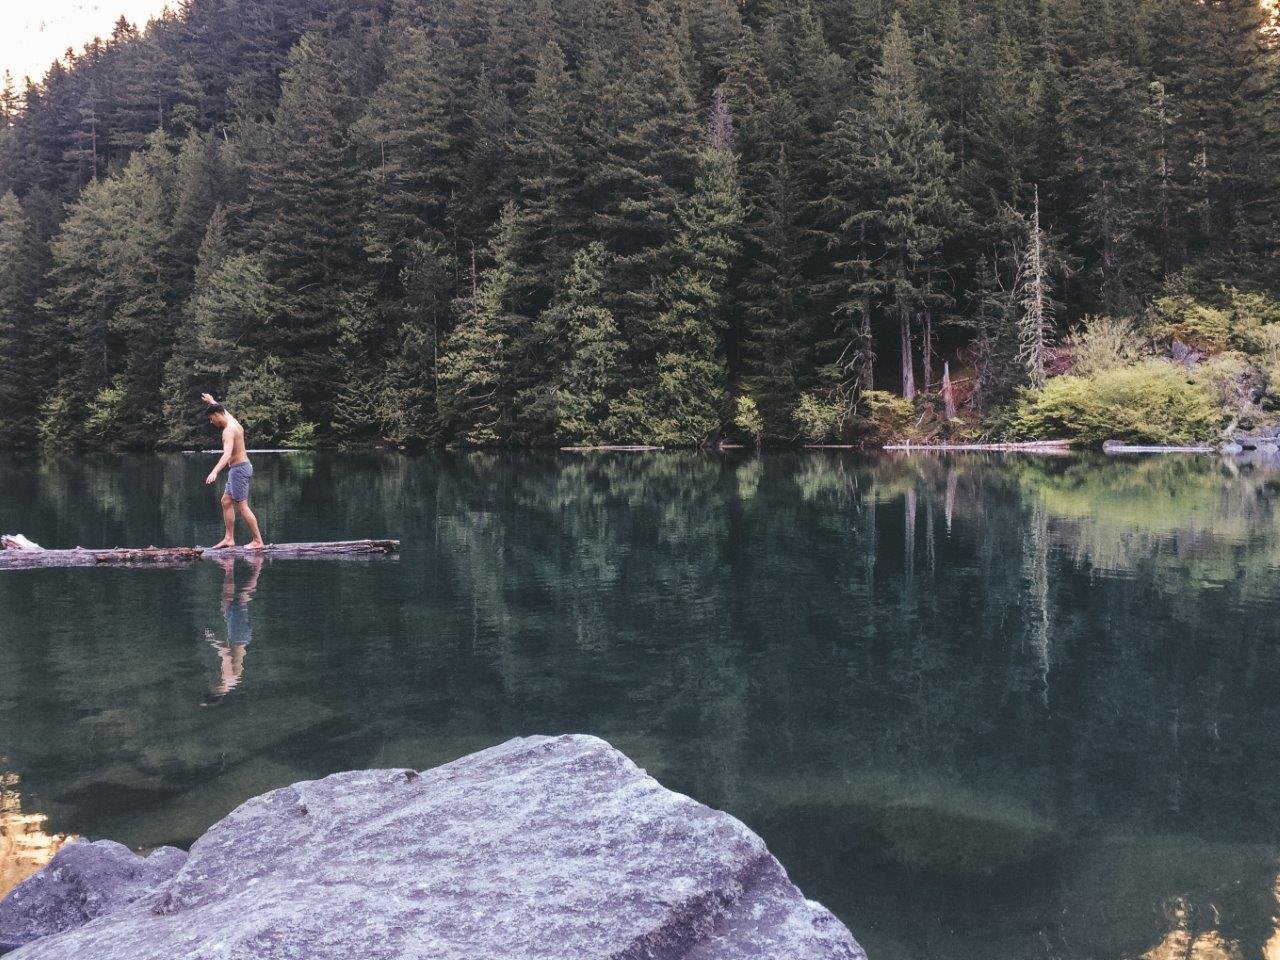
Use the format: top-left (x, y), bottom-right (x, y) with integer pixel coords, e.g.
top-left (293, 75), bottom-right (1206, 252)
top-left (0, 841), bottom-right (185, 953)
top-left (2, 734), bottom-right (863, 959)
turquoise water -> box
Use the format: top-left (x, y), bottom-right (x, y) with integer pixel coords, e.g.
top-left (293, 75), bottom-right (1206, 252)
top-left (3, 451), bottom-right (1280, 959)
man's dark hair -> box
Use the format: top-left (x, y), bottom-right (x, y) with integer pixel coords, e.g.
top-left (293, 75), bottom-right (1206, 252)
top-left (205, 403), bottom-right (226, 417)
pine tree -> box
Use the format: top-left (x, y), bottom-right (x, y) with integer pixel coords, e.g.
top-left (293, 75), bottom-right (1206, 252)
top-left (512, 41), bottom-right (585, 311)
top-left (43, 150), bottom-right (177, 446)
top-left (825, 13), bottom-right (966, 401)
top-left (170, 131), bottom-right (225, 291)
top-left (248, 31), bottom-right (361, 423)
top-left (621, 136), bottom-right (743, 444)
top-left (545, 242), bottom-right (625, 444)
top-left (352, 24), bottom-right (453, 271)
top-left (381, 238), bottom-right (455, 445)
top-left (1059, 54), bottom-right (1156, 313)
top-left (453, 68), bottom-right (518, 247)
top-left (0, 192), bottom-right (43, 444)
top-left (437, 202), bottom-right (526, 444)
top-left (1188, 0), bottom-right (1279, 274)
top-left (1017, 186), bottom-right (1053, 388)
top-left (967, 22), bottom-right (1045, 219)
top-left (580, 1), bottom-right (702, 340)
top-left (330, 285), bottom-right (387, 445)
top-left (740, 144), bottom-right (823, 430)
top-left (162, 208), bottom-right (271, 446)
top-left (169, 64), bottom-right (206, 136)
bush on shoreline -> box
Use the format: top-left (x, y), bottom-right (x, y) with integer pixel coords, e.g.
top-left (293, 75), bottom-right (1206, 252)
top-left (1003, 361), bottom-right (1223, 445)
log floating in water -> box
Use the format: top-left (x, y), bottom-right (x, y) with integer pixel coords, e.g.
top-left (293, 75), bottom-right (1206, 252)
top-left (204, 539), bottom-right (400, 558)
top-left (0, 545), bottom-right (206, 569)
top-left (0, 539), bottom-right (399, 569)
top-left (186, 448), bottom-right (307, 454)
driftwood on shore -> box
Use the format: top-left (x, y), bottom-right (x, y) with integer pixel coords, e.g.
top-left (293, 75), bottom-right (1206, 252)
top-left (883, 440), bottom-right (1073, 452)
top-left (560, 445), bottom-right (664, 452)
top-left (0, 538), bottom-right (400, 569)
top-left (1102, 442), bottom-right (1217, 454)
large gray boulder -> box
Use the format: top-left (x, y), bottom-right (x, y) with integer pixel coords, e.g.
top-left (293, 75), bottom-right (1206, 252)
top-left (4, 734), bottom-right (864, 959)
top-left (0, 841), bottom-right (185, 953)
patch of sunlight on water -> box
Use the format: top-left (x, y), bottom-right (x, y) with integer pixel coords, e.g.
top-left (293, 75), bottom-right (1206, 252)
top-left (0, 771), bottom-right (75, 897)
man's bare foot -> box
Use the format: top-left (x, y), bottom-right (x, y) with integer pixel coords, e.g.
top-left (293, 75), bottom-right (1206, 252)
top-left (209, 539), bottom-right (235, 549)
top-left (245, 540), bottom-right (266, 550)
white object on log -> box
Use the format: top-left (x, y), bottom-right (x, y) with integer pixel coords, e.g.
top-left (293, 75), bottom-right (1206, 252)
top-left (1, 534), bottom-right (44, 551)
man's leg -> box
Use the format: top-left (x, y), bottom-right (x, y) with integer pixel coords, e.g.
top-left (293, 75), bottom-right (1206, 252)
top-left (212, 494), bottom-right (236, 548)
top-left (235, 500), bottom-right (265, 548)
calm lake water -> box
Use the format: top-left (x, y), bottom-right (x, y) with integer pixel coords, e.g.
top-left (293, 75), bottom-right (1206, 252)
top-left (3, 450), bottom-right (1280, 959)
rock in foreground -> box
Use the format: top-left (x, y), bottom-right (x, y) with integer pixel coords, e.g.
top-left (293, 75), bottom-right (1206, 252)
top-left (0, 841), bottom-right (185, 953)
top-left (3, 734), bottom-right (864, 959)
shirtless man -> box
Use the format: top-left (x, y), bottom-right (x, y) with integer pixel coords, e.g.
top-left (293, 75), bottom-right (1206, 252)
top-left (202, 393), bottom-right (265, 550)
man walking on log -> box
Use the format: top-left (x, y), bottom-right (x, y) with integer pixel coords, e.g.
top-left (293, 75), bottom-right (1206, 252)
top-left (202, 393), bottom-right (265, 550)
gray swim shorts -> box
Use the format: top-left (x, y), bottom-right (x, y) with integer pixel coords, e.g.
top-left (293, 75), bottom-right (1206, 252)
top-left (225, 461), bottom-right (253, 502)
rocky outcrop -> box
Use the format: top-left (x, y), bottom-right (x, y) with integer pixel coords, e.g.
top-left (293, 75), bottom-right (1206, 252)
top-left (1, 734), bottom-right (864, 959)
top-left (0, 841), bottom-right (185, 953)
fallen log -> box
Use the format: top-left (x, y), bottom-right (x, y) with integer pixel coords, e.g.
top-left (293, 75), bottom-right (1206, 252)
top-left (0, 538), bottom-right (399, 569)
top-left (203, 539), bottom-right (399, 558)
top-left (185, 448), bottom-right (306, 455)
top-left (0, 545), bottom-right (205, 569)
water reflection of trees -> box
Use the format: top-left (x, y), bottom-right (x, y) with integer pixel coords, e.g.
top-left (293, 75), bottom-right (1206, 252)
top-left (3, 451), bottom-right (1280, 959)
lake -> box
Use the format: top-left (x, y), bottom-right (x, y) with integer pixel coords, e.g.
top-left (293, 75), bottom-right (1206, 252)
top-left (2, 450), bottom-right (1280, 959)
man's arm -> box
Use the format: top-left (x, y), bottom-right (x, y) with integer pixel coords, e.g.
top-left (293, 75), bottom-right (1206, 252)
top-left (206, 425), bottom-right (235, 486)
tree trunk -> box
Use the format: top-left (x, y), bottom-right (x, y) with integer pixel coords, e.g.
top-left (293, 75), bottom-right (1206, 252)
top-left (942, 361), bottom-right (957, 419)
top-left (900, 306), bottom-right (915, 401)
top-left (921, 308), bottom-right (933, 393)
top-left (858, 304), bottom-right (874, 392)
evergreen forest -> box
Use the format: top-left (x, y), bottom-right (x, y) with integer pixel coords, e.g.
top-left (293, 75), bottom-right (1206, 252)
top-left (0, 0), bottom-right (1277, 448)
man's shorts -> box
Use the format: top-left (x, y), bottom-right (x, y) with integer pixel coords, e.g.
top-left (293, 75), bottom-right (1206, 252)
top-left (225, 461), bottom-right (253, 503)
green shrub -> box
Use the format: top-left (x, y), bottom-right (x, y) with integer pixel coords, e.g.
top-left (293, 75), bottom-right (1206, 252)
top-left (83, 378), bottom-right (128, 442)
top-left (1065, 315), bottom-right (1145, 375)
top-left (37, 390), bottom-right (82, 448)
top-left (856, 390), bottom-right (917, 444)
top-left (1151, 287), bottom-right (1280, 353)
top-left (792, 392), bottom-right (845, 443)
top-left (1192, 351), bottom-right (1269, 429)
top-left (1005, 360), bottom-right (1222, 444)
top-left (733, 395), bottom-right (764, 446)
top-left (283, 421), bottom-right (318, 449)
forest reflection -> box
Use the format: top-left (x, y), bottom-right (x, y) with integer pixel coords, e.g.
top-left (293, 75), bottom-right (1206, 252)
top-left (1, 451), bottom-right (1280, 959)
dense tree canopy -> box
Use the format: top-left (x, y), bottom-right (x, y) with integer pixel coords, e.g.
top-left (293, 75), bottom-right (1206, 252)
top-left (0, 0), bottom-right (1276, 447)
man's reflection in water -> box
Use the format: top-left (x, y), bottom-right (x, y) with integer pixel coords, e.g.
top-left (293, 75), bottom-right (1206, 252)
top-left (202, 553), bottom-right (263, 705)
